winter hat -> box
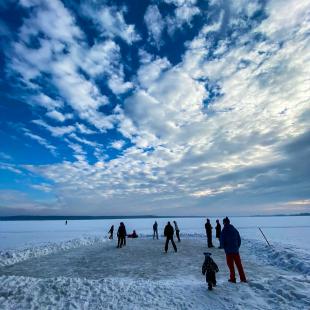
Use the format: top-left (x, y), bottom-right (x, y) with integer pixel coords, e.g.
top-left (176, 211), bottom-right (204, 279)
top-left (223, 217), bottom-right (230, 225)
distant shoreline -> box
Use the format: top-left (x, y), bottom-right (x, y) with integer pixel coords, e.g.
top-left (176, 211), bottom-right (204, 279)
top-left (0, 213), bottom-right (309, 221)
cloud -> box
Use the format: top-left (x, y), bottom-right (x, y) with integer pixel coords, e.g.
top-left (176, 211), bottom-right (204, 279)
top-left (110, 140), bottom-right (125, 150)
top-left (0, 152), bottom-right (12, 161)
top-left (0, 190), bottom-right (58, 215)
top-left (124, 66), bottom-right (206, 147)
top-left (282, 199), bottom-right (310, 207)
top-left (0, 163), bottom-right (22, 174)
top-left (137, 57), bottom-right (171, 89)
top-left (46, 110), bottom-right (73, 122)
top-left (31, 183), bottom-right (52, 193)
top-left (32, 119), bottom-right (75, 137)
top-left (191, 184), bottom-right (246, 198)
top-left (257, 0), bottom-right (309, 40)
top-left (69, 133), bottom-right (98, 148)
top-left (81, 3), bottom-right (140, 44)
top-left (8, 0), bottom-right (119, 131)
top-left (165, 0), bottom-right (200, 35)
top-left (76, 123), bottom-right (96, 135)
top-left (2, 0), bottom-right (310, 216)
top-left (32, 94), bottom-right (64, 110)
top-left (24, 130), bottom-right (57, 155)
top-left (77, 39), bottom-right (133, 95)
top-left (66, 141), bottom-right (87, 162)
top-left (108, 75), bottom-right (134, 95)
top-left (144, 5), bottom-right (165, 47)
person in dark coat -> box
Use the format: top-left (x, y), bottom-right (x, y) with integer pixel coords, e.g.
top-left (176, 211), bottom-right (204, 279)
top-left (205, 219), bottom-right (214, 248)
top-left (117, 222), bottom-right (127, 248)
top-left (108, 225), bottom-right (114, 239)
top-left (215, 220), bottom-right (222, 248)
top-left (153, 221), bottom-right (159, 239)
top-left (173, 221), bottom-right (181, 242)
top-left (220, 217), bottom-right (247, 283)
top-left (164, 222), bottom-right (177, 253)
top-left (202, 252), bottom-right (219, 290)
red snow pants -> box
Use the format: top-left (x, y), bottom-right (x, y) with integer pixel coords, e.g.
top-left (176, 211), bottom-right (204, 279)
top-left (226, 253), bottom-right (246, 282)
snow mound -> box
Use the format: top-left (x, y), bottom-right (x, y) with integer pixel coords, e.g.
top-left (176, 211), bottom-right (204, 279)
top-left (0, 235), bottom-right (106, 267)
top-left (244, 239), bottom-right (310, 276)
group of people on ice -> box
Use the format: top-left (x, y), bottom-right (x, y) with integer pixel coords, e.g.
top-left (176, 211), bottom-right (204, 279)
top-left (107, 217), bottom-right (246, 290)
top-left (108, 223), bottom-right (138, 248)
top-left (202, 216), bottom-right (247, 290)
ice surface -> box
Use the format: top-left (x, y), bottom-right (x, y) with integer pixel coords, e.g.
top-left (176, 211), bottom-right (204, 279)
top-left (1, 216), bottom-right (310, 251)
top-left (0, 239), bottom-right (208, 280)
top-left (0, 216), bottom-right (309, 309)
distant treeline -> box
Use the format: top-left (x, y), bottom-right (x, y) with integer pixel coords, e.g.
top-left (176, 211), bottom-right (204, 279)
top-left (0, 213), bottom-right (309, 221)
top-left (0, 215), bottom-right (203, 221)
top-left (251, 213), bottom-right (310, 217)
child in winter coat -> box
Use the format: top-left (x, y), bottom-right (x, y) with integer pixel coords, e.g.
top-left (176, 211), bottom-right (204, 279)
top-left (202, 252), bottom-right (219, 290)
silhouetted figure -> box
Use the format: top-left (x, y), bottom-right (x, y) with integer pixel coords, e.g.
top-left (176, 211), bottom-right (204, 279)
top-left (153, 221), bottom-right (159, 239)
top-left (205, 219), bottom-right (214, 248)
top-left (117, 222), bottom-right (127, 248)
top-left (220, 217), bottom-right (247, 283)
top-left (164, 222), bottom-right (177, 253)
top-left (128, 230), bottom-right (138, 238)
top-left (65, 220), bottom-right (67, 225)
top-left (202, 252), bottom-right (219, 291)
top-left (108, 225), bottom-right (114, 240)
top-left (173, 220), bottom-right (181, 242)
top-left (215, 219), bottom-right (222, 248)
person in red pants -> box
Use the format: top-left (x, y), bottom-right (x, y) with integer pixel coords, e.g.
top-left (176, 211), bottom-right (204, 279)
top-left (220, 217), bottom-right (247, 283)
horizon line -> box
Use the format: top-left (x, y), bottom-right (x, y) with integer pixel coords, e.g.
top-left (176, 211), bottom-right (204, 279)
top-left (1, 213), bottom-right (309, 221)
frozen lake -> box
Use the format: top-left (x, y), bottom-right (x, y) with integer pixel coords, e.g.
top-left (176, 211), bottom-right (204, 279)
top-left (0, 216), bottom-right (310, 251)
top-left (1, 236), bottom-right (309, 310)
top-left (0, 216), bottom-right (309, 310)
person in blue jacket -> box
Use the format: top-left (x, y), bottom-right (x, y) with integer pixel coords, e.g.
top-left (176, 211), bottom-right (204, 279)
top-left (220, 217), bottom-right (247, 283)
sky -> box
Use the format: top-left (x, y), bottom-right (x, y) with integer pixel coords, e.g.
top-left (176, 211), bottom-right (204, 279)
top-left (0, 0), bottom-right (309, 216)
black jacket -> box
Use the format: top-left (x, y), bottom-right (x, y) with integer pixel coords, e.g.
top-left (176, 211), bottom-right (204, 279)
top-left (164, 224), bottom-right (174, 238)
top-left (202, 256), bottom-right (219, 274)
top-left (205, 222), bottom-right (212, 235)
top-left (117, 225), bottom-right (127, 237)
top-left (215, 223), bottom-right (221, 238)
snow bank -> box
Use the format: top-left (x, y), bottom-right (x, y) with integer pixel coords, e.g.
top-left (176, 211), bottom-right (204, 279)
top-left (244, 239), bottom-right (310, 276)
top-left (0, 235), bottom-right (106, 267)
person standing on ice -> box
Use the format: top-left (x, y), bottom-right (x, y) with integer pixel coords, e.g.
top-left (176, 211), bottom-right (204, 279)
top-left (117, 222), bottom-right (127, 248)
top-left (153, 221), bottom-right (159, 239)
top-left (220, 217), bottom-right (247, 283)
top-left (202, 252), bottom-right (219, 291)
top-left (205, 219), bottom-right (214, 248)
top-left (215, 219), bottom-right (222, 248)
top-left (173, 220), bottom-right (181, 242)
top-left (164, 222), bottom-right (177, 253)
top-left (108, 225), bottom-right (114, 239)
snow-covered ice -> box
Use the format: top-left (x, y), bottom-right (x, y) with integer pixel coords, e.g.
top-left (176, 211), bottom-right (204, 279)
top-left (0, 216), bottom-right (309, 309)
